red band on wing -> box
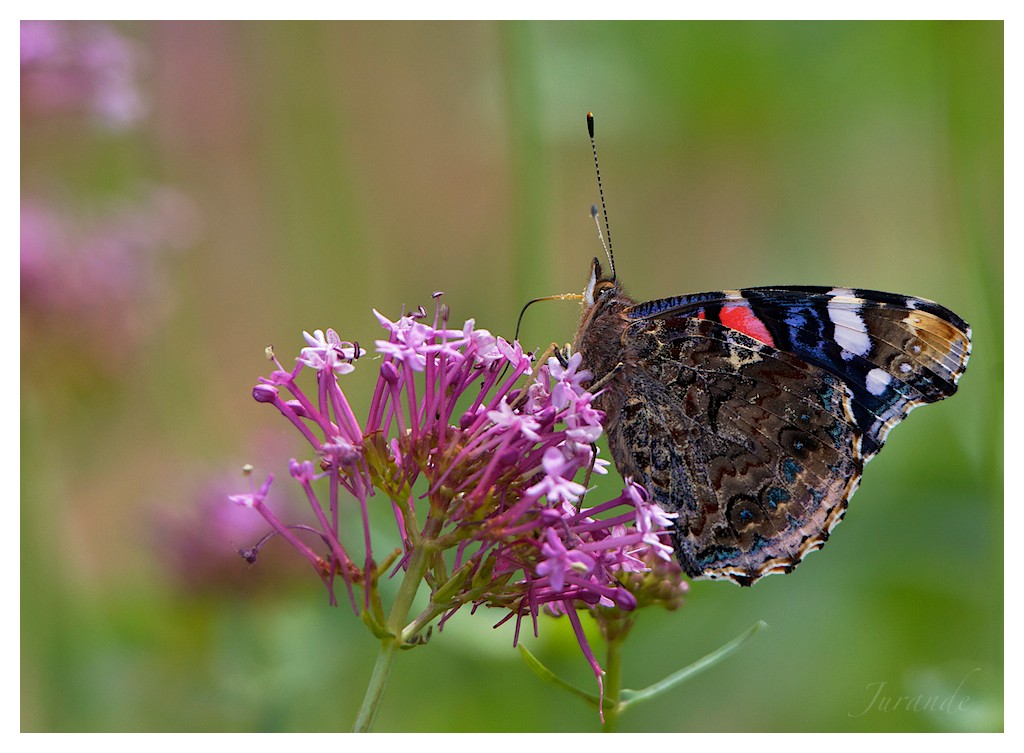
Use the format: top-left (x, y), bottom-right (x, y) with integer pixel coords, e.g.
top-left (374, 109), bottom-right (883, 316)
top-left (720, 304), bottom-right (775, 347)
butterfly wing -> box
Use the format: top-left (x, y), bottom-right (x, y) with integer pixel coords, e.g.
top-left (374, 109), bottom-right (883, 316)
top-left (605, 287), bottom-right (970, 586)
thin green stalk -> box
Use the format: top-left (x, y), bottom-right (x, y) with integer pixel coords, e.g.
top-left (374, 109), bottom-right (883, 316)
top-left (601, 633), bottom-right (625, 732)
top-left (618, 620), bottom-right (767, 711)
top-left (352, 638), bottom-right (399, 732)
top-left (352, 520), bottom-right (440, 732)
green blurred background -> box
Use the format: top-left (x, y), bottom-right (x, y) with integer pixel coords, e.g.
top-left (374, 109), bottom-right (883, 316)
top-left (21, 21), bottom-right (1002, 732)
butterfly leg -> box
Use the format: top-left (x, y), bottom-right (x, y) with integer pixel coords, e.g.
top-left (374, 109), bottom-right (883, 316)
top-left (555, 344), bottom-right (573, 368)
top-left (588, 362), bottom-right (624, 392)
top-left (573, 441), bottom-right (601, 510)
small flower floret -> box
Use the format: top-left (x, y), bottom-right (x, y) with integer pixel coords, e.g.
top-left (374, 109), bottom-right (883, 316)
top-left (300, 328), bottom-right (365, 375)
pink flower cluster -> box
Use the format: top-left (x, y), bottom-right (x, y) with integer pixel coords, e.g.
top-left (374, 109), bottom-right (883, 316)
top-left (232, 300), bottom-right (683, 697)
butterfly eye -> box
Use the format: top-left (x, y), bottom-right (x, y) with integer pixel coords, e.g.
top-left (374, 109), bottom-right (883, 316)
top-left (595, 281), bottom-right (616, 300)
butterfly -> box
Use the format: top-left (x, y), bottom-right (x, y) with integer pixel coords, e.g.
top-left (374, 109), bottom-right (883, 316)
top-left (572, 114), bottom-right (972, 586)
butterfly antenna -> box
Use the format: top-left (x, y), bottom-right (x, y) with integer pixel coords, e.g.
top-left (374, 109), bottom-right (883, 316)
top-left (587, 111), bottom-right (616, 281)
top-left (591, 204), bottom-right (609, 267)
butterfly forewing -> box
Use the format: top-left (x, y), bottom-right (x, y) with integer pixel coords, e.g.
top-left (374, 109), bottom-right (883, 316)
top-left (625, 286), bottom-right (971, 461)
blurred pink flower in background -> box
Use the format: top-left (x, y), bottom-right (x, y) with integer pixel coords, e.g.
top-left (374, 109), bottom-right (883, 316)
top-left (20, 190), bottom-right (199, 359)
top-left (21, 20), bottom-right (199, 364)
top-left (155, 452), bottom-right (310, 596)
top-left (157, 474), bottom-right (278, 595)
top-left (21, 20), bottom-right (145, 129)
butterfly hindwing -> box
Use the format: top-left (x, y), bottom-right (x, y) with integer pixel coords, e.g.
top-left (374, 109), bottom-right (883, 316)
top-left (606, 314), bottom-right (863, 585)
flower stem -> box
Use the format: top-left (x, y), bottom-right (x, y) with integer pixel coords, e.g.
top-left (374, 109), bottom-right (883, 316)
top-left (601, 631), bottom-right (624, 732)
top-left (352, 637), bottom-right (399, 732)
top-left (352, 519), bottom-right (440, 732)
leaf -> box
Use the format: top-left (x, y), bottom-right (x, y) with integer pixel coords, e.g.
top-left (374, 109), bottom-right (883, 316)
top-left (618, 620), bottom-right (767, 709)
top-left (518, 644), bottom-right (601, 708)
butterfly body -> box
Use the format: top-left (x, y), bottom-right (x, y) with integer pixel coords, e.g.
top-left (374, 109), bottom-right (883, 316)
top-left (574, 258), bottom-right (971, 586)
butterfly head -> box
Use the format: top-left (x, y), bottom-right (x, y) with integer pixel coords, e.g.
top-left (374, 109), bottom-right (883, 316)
top-left (576, 256), bottom-right (634, 375)
top-left (584, 257), bottom-right (618, 307)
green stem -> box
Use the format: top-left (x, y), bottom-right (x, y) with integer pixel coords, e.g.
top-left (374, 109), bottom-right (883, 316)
top-left (352, 521), bottom-right (439, 732)
top-left (352, 638), bottom-right (399, 732)
top-left (601, 633), bottom-right (624, 733)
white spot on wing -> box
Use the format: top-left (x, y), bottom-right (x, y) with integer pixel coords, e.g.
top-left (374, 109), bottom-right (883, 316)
top-left (827, 290), bottom-right (871, 357)
top-left (865, 367), bottom-right (892, 396)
